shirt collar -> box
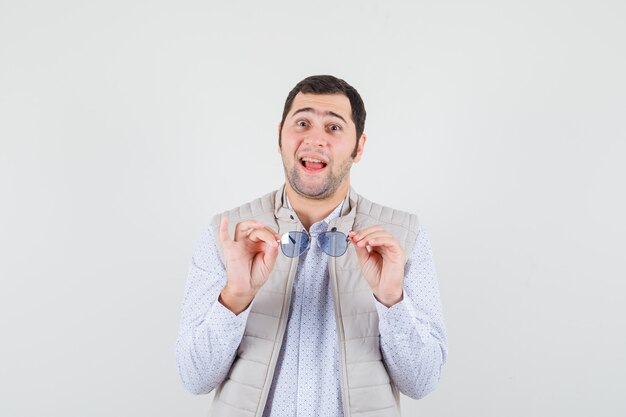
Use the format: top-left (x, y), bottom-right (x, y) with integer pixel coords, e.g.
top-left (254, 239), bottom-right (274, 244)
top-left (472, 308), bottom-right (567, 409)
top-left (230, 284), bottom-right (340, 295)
top-left (285, 192), bottom-right (347, 227)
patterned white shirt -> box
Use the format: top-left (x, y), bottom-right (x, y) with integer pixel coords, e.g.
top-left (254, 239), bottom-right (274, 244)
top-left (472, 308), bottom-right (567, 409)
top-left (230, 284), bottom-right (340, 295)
top-left (176, 196), bottom-right (448, 416)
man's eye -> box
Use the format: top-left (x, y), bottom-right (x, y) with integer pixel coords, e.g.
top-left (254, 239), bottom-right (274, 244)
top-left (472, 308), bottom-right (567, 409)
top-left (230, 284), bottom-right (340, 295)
top-left (297, 120), bottom-right (308, 127)
top-left (329, 124), bottom-right (341, 131)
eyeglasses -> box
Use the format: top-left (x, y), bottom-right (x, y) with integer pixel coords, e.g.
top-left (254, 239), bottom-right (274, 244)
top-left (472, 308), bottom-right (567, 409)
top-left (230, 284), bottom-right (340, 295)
top-left (279, 227), bottom-right (350, 258)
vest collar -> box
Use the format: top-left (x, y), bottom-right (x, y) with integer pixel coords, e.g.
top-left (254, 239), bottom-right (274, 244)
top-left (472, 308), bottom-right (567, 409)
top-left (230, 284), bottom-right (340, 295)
top-left (273, 183), bottom-right (359, 231)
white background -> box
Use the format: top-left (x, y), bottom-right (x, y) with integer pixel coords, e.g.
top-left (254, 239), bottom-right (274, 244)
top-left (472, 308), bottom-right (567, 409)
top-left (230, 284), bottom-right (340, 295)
top-left (1, 0), bottom-right (625, 416)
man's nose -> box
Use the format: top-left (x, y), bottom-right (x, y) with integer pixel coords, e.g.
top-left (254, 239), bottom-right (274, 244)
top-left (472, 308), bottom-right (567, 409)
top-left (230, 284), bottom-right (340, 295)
top-left (303, 126), bottom-right (327, 146)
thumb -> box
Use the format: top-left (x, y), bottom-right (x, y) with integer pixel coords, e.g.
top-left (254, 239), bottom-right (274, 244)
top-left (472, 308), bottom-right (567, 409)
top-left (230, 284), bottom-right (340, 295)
top-left (264, 241), bottom-right (280, 268)
top-left (352, 239), bottom-right (370, 266)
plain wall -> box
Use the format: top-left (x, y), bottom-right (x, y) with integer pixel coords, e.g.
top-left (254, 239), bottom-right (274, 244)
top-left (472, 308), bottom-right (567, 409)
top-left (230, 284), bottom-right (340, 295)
top-left (1, 0), bottom-right (624, 416)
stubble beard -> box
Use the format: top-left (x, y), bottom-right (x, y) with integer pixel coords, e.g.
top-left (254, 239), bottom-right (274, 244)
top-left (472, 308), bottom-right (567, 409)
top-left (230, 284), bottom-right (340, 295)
top-left (284, 156), bottom-right (353, 200)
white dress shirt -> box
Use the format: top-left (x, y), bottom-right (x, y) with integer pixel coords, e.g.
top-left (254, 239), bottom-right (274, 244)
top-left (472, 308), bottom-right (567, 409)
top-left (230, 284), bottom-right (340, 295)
top-left (176, 197), bottom-right (448, 416)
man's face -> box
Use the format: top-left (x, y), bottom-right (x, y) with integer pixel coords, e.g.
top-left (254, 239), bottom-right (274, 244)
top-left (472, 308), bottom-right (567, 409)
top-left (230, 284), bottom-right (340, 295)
top-left (279, 92), bottom-right (366, 200)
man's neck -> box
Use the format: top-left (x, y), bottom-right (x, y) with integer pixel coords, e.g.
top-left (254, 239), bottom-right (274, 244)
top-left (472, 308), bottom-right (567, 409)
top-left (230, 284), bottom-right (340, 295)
top-left (285, 182), bottom-right (349, 231)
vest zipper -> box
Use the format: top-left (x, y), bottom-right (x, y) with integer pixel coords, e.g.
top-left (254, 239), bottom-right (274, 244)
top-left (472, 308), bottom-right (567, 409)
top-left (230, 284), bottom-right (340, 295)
top-left (255, 219), bottom-right (300, 416)
top-left (328, 226), bottom-right (351, 417)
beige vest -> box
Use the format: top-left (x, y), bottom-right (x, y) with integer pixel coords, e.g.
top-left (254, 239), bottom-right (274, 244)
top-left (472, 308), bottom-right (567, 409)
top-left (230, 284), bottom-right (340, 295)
top-left (209, 185), bottom-right (419, 417)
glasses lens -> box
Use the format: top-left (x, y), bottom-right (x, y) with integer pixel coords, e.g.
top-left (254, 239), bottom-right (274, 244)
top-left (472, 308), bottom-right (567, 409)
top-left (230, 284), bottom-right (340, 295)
top-left (280, 232), bottom-right (309, 258)
top-left (317, 231), bottom-right (349, 257)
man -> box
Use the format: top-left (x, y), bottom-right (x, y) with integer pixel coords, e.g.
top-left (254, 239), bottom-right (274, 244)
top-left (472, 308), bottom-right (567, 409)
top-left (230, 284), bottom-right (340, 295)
top-left (176, 75), bottom-right (448, 417)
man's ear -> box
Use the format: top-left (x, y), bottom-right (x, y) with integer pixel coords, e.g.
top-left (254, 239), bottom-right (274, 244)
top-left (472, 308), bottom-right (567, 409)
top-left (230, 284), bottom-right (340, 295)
top-left (353, 133), bottom-right (367, 163)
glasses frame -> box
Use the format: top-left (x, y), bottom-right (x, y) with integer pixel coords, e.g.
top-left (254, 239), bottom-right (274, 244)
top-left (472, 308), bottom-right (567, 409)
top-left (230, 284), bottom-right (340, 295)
top-left (279, 227), bottom-right (351, 258)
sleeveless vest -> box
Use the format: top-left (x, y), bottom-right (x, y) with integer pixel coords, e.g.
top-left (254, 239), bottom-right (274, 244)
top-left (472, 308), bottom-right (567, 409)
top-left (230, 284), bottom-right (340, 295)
top-left (209, 185), bottom-right (419, 417)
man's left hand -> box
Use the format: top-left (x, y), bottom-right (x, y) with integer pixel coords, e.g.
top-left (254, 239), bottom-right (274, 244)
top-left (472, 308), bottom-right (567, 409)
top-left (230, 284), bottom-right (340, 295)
top-left (348, 226), bottom-right (406, 308)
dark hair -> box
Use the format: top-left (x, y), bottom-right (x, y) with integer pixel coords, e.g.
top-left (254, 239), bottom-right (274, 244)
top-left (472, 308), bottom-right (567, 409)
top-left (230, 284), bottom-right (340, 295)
top-left (279, 75), bottom-right (366, 158)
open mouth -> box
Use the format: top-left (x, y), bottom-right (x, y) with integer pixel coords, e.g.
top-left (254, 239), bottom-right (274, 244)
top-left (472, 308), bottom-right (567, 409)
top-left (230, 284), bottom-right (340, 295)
top-left (300, 157), bottom-right (328, 172)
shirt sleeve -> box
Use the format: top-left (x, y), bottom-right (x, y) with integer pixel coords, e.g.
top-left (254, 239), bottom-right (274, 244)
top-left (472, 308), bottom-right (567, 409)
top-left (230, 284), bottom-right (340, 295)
top-left (374, 224), bottom-right (448, 399)
top-left (175, 225), bottom-right (251, 395)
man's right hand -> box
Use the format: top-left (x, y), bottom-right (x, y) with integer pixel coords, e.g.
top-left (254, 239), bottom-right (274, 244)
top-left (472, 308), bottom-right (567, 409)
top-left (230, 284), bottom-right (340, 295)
top-left (218, 217), bottom-right (280, 315)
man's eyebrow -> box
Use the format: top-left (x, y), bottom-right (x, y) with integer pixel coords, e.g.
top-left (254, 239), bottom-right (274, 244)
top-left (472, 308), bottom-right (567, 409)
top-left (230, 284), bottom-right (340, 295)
top-left (291, 107), bottom-right (347, 124)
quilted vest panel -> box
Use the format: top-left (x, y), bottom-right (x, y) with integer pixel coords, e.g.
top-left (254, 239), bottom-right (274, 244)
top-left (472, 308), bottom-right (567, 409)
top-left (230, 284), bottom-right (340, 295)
top-left (208, 185), bottom-right (418, 416)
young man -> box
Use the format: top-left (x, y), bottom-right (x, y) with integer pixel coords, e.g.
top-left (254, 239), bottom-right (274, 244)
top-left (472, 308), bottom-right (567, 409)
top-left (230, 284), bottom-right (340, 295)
top-left (176, 75), bottom-right (448, 417)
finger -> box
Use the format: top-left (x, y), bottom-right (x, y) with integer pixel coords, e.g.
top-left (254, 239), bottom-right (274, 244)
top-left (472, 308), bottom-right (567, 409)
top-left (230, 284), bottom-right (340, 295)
top-left (262, 225), bottom-right (280, 236)
top-left (360, 235), bottom-right (403, 256)
top-left (353, 230), bottom-right (394, 247)
top-left (219, 217), bottom-right (231, 244)
top-left (249, 227), bottom-right (279, 247)
top-left (234, 220), bottom-right (266, 241)
top-left (348, 226), bottom-right (385, 242)
top-left (257, 225), bottom-right (280, 239)
top-left (352, 240), bottom-right (371, 265)
top-left (349, 231), bottom-right (387, 248)
top-left (349, 225), bottom-right (384, 237)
